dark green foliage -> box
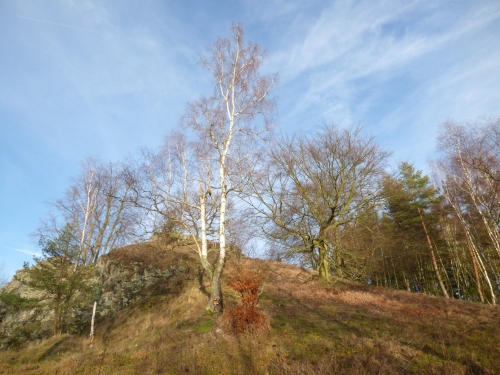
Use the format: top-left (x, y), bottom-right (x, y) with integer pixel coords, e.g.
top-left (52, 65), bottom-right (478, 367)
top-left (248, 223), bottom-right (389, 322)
top-left (0, 319), bottom-right (47, 349)
top-left (382, 162), bottom-right (440, 229)
top-left (377, 163), bottom-right (445, 293)
top-left (17, 224), bottom-right (97, 336)
top-left (0, 293), bottom-right (38, 312)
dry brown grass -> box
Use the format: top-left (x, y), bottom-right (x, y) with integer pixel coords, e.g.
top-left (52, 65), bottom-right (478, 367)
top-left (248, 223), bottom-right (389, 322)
top-left (104, 241), bottom-right (197, 269)
top-left (1, 248), bottom-right (499, 374)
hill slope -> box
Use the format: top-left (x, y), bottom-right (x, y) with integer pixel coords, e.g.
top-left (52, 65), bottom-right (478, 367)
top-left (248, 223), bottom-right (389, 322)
top-left (1, 244), bottom-right (499, 374)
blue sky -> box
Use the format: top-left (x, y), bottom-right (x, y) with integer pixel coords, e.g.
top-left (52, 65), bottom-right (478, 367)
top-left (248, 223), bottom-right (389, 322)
top-left (1, 0), bottom-right (500, 281)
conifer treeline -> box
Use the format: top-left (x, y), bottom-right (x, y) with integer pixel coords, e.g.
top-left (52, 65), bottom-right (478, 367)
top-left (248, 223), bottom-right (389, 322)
top-left (341, 119), bottom-right (500, 303)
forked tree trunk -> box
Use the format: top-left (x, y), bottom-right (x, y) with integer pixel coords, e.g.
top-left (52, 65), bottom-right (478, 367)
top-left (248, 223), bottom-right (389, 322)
top-left (206, 160), bottom-right (229, 313)
top-left (184, 24), bottom-right (276, 313)
top-left (208, 258), bottom-right (225, 313)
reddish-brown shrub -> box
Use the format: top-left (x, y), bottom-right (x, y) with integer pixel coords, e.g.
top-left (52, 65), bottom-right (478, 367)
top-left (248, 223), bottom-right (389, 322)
top-left (221, 267), bottom-right (268, 334)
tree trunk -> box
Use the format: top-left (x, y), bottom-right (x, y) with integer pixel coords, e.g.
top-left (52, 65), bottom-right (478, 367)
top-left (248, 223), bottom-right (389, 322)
top-left (209, 162), bottom-right (227, 313)
top-left (418, 208), bottom-right (449, 298)
top-left (211, 144), bottom-right (228, 312)
top-left (199, 183), bottom-right (212, 273)
top-left (465, 236), bottom-right (485, 303)
top-left (318, 242), bottom-right (330, 282)
top-left (404, 272), bottom-right (411, 292)
top-left (54, 302), bottom-right (61, 336)
top-left (208, 260), bottom-right (224, 313)
top-left (90, 301), bottom-right (97, 343)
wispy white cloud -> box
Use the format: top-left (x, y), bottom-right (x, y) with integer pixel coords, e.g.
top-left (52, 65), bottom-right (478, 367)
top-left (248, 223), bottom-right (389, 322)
top-left (1, 0), bottom-right (500, 274)
top-left (267, 0), bottom-right (500, 142)
top-left (0, 245), bottom-right (42, 257)
top-left (2, 0), bottom-right (208, 165)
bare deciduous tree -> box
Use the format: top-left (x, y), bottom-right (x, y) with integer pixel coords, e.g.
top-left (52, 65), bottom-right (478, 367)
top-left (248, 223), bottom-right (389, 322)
top-left (132, 131), bottom-right (219, 274)
top-left (0, 261), bottom-right (7, 288)
top-left (251, 124), bottom-right (389, 282)
top-left (434, 118), bottom-right (500, 304)
top-left (182, 23), bottom-right (277, 311)
top-left (37, 157), bottom-right (139, 264)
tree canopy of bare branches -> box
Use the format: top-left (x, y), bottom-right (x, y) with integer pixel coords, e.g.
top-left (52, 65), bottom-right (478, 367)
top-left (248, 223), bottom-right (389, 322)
top-left (250, 124), bottom-right (390, 282)
top-left (434, 119), bottom-right (500, 304)
top-left (36, 157), bottom-right (140, 265)
top-left (129, 24), bottom-right (277, 312)
top-left (183, 24), bottom-right (277, 312)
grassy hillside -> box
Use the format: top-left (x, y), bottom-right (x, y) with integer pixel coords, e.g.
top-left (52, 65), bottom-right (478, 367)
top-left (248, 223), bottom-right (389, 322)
top-left (1, 244), bottom-right (499, 374)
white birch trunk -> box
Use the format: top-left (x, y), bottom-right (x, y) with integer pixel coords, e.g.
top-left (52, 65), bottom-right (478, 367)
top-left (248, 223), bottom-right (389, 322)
top-left (90, 301), bottom-right (97, 344)
top-left (442, 180), bottom-right (497, 304)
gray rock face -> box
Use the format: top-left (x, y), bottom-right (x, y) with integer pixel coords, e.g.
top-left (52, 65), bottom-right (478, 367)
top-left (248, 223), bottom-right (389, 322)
top-left (95, 256), bottom-right (187, 315)
top-left (0, 268), bottom-right (51, 347)
top-left (0, 246), bottom-right (189, 347)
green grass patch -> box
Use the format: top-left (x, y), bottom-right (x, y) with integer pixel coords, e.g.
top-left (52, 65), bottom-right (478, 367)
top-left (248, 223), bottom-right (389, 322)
top-left (195, 315), bottom-right (215, 334)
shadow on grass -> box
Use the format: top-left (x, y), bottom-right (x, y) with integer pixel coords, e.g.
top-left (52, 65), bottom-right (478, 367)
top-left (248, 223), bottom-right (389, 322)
top-left (197, 267), bottom-right (210, 298)
top-left (36, 335), bottom-right (70, 362)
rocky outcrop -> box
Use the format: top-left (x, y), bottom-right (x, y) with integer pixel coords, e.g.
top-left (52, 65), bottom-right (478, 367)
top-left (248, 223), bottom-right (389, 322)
top-left (96, 255), bottom-right (187, 315)
top-left (0, 244), bottom-right (193, 347)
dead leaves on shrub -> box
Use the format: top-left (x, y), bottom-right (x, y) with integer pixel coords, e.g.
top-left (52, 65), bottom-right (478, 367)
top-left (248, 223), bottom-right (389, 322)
top-left (221, 266), bottom-right (269, 335)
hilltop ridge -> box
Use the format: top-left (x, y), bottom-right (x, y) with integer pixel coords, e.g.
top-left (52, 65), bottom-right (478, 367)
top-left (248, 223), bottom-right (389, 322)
top-left (1, 243), bottom-right (499, 374)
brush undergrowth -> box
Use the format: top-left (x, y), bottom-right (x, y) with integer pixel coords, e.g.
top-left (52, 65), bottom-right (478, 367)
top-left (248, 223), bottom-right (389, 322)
top-left (220, 266), bottom-right (269, 335)
top-left (1, 254), bottom-right (499, 374)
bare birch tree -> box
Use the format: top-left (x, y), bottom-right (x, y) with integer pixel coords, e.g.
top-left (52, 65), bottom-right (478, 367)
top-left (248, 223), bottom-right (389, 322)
top-left (37, 157), bottom-right (139, 264)
top-left (182, 24), bottom-right (277, 311)
top-left (0, 261), bottom-right (7, 288)
top-left (131, 131), bottom-right (219, 276)
top-left (434, 118), bottom-right (500, 304)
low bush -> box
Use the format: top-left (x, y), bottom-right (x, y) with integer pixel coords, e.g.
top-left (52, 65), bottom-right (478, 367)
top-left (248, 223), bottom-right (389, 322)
top-left (221, 266), bottom-right (268, 334)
